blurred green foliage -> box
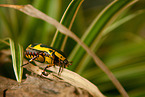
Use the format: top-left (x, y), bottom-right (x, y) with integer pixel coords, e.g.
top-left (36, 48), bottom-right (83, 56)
top-left (0, 0), bottom-right (145, 96)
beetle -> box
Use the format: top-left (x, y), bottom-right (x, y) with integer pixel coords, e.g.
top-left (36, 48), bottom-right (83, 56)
top-left (22, 43), bottom-right (72, 75)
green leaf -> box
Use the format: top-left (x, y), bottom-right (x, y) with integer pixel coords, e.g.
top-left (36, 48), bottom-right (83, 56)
top-left (103, 10), bottom-right (145, 36)
top-left (37, 0), bottom-right (62, 44)
top-left (76, 10), bottom-right (145, 74)
top-left (20, 0), bottom-right (61, 46)
top-left (82, 41), bottom-right (145, 79)
top-left (7, 1), bottom-right (19, 38)
top-left (9, 38), bottom-right (23, 82)
top-left (0, 8), bottom-right (12, 37)
top-left (105, 41), bottom-right (145, 66)
top-left (51, 0), bottom-right (84, 50)
top-left (0, 0), bottom-right (18, 38)
top-left (68, 0), bottom-right (138, 71)
top-left (0, 38), bottom-right (10, 50)
top-left (94, 61), bottom-right (145, 92)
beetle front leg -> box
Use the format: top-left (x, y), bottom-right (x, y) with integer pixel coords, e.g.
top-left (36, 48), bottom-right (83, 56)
top-left (58, 64), bottom-right (64, 75)
top-left (58, 66), bottom-right (62, 75)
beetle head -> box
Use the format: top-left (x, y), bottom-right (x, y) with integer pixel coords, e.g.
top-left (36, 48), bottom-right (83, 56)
top-left (63, 59), bottom-right (72, 68)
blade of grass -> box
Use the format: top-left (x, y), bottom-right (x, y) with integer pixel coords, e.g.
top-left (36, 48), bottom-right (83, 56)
top-left (40, 0), bottom-right (61, 44)
top-left (93, 61), bottom-right (145, 92)
top-left (68, 0), bottom-right (138, 71)
top-left (98, 62), bottom-right (145, 83)
top-left (0, 7), bottom-right (13, 37)
top-left (105, 42), bottom-right (145, 65)
top-left (82, 42), bottom-right (145, 83)
top-left (0, 38), bottom-right (10, 45)
top-left (8, 0), bottom-right (19, 38)
top-left (0, 38), bottom-right (10, 50)
top-left (0, 4), bottom-right (129, 96)
top-left (51, 0), bottom-right (84, 51)
top-left (103, 10), bottom-right (145, 36)
top-left (129, 88), bottom-right (145, 97)
top-left (9, 38), bottom-right (23, 82)
top-left (20, 0), bottom-right (50, 46)
top-left (76, 9), bottom-right (145, 74)
top-left (83, 41), bottom-right (145, 79)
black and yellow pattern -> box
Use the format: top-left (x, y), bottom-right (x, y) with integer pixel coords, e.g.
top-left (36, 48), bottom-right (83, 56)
top-left (23, 43), bottom-right (72, 75)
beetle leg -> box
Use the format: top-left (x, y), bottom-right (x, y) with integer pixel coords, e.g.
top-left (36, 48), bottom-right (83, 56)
top-left (58, 66), bottom-right (62, 75)
top-left (42, 57), bottom-right (54, 76)
top-left (22, 52), bottom-right (43, 67)
top-left (41, 64), bottom-right (54, 76)
top-left (58, 64), bottom-right (64, 75)
top-left (41, 65), bottom-right (48, 76)
top-left (22, 55), bottom-right (39, 66)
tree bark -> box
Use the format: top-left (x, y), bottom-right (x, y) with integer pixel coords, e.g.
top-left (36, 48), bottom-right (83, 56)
top-left (0, 75), bottom-right (92, 97)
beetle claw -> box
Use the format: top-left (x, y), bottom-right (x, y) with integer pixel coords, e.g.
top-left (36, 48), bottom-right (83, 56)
top-left (41, 71), bottom-right (49, 76)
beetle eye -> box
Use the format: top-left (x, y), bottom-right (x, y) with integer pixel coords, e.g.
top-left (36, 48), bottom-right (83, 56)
top-left (64, 60), bottom-right (68, 64)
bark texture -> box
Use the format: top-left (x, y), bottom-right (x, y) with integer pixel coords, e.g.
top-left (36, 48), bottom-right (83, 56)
top-left (0, 75), bottom-right (92, 97)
